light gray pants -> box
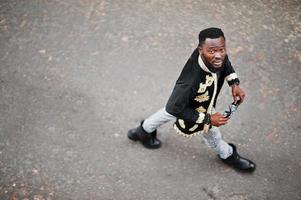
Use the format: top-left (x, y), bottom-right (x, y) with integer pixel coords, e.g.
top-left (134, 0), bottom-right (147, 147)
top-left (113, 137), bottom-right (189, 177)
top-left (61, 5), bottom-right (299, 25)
top-left (142, 107), bottom-right (233, 159)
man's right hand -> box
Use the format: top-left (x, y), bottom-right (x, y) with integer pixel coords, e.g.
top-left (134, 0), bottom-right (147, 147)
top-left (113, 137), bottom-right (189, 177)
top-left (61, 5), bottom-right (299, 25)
top-left (210, 112), bottom-right (229, 127)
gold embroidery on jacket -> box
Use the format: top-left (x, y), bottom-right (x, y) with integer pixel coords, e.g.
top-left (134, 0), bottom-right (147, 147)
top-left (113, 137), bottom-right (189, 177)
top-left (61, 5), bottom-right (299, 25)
top-left (196, 113), bottom-right (205, 124)
top-left (189, 124), bottom-right (199, 132)
top-left (194, 91), bottom-right (209, 103)
top-left (197, 75), bottom-right (214, 94)
top-left (198, 83), bottom-right (207, 93)
top-left (178, 119), bottom-right (185, 129)
top-left (196, 106), bottom-right (206, 113)
top-left (205, 75), bottom-right (214, 86)
top-left (174, 124), bottom-right (202, 138)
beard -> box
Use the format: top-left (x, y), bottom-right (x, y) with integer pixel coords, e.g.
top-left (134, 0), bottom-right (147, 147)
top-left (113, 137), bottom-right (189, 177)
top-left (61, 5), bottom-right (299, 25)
top-left (206, 62), bottom-right (225, 73)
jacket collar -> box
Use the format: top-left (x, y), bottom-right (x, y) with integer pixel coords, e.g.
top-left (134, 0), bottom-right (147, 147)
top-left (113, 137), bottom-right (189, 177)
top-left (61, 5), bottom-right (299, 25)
top-left (198, 55), bottom-right (211, 73)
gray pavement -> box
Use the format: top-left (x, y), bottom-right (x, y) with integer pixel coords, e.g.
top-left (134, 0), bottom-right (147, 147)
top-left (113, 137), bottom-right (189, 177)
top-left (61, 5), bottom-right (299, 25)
top-left (0, 0), bottom-right (300, 199)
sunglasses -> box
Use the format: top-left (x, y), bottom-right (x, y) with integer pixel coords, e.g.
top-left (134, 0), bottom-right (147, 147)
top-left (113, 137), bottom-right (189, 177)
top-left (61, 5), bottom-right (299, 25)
top-left (223, 102), bottom-right (239, 118)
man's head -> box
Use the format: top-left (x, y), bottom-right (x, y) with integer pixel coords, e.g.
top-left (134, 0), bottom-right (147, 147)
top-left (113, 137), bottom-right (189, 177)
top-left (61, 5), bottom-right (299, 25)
top-left (198, 27), bottom-right (227, 73)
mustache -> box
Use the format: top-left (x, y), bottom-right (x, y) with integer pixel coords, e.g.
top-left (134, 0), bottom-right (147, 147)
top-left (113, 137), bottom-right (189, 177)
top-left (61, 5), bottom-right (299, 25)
top-left (213, 58), bottom-right (223, 62)
top-left (207, 63), bottom-right (224, 73)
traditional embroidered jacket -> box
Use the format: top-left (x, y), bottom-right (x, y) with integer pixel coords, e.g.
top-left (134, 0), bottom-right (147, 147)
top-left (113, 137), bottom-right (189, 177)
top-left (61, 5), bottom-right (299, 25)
top-left (165, 49), bottom-right (240, 137)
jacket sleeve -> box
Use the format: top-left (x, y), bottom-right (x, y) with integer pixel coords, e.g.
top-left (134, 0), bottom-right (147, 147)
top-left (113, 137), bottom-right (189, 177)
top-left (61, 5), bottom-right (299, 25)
top-left (223, 56), bottom-right (240, 86)
top-left (165, 81), bottom-right (205, 124)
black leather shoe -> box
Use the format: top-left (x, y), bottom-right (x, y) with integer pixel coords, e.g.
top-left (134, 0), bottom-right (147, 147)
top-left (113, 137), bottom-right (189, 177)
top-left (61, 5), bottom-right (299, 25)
top-left (127, 121), bottom-right (161, 149)
top-left (220, 143), bottom-right (256, 173)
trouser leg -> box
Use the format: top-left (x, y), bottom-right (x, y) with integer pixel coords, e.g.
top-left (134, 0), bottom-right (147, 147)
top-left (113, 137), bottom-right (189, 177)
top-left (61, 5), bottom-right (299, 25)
top-left (142, 107), bottom-right (176, 133)
top-left (202, 126), bottom-right (233, 159)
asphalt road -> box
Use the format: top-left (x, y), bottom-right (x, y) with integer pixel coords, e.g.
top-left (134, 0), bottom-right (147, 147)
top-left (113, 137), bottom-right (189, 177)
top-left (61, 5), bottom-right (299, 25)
top-left (0, 0), bottom-right (300, 199)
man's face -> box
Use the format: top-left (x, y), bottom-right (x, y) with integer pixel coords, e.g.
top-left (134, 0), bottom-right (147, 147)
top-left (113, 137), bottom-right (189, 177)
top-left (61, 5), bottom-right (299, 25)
top-left (199, 36), bottom-right (226, 69)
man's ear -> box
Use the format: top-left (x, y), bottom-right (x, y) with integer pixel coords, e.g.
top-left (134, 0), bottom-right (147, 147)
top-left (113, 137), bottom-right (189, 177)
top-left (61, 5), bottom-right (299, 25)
top-left (198, 46), bottom-right (203, 54)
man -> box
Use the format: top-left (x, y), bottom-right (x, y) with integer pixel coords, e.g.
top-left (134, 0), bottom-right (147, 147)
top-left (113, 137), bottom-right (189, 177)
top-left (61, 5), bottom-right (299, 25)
top-left (127, 27), bottom-right (256, 173)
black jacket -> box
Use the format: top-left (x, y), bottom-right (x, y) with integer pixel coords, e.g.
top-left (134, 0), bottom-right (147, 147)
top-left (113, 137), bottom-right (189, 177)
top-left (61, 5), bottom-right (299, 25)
top-left (165, 49), bottom-right (240, 136)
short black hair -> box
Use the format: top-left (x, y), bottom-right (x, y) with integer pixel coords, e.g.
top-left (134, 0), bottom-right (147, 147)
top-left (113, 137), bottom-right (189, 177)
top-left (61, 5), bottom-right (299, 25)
top-left (198, 27), bottom-right (225, 46)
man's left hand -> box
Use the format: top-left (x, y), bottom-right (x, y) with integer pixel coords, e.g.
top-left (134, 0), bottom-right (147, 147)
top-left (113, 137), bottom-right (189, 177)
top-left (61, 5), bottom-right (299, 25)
top-left (232, 84), bottom-right (246, 105)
